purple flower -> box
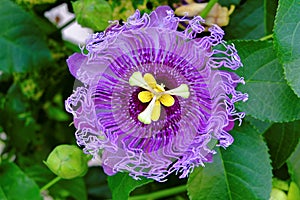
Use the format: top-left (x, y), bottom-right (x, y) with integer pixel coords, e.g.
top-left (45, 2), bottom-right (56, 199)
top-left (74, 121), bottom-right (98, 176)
top-left (65, 6), bottom-right (248, 181)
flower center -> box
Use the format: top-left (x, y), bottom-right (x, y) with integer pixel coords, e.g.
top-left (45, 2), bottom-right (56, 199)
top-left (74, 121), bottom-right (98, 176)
top-left (129, 71), bottom-right (190, 124)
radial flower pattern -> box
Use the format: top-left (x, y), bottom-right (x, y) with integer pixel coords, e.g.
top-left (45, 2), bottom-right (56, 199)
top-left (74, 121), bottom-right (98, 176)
top-left (65, 6), bottom-right (248, 181)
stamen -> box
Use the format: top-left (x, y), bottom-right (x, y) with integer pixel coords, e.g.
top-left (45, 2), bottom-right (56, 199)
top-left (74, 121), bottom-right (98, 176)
top-left (130, 72), bottom-right (190, 124)
top-left (138, 91), bottom-right (153, 103)
top-left (129, 72), bottom-right (153, 91)
top-left (151, 100), bottom-right (161, 121)
top-left (144, 73), bottom-right (157, 88)
top-left (159, 94), bottom-right (175, 107)
top-left (164, 84), bottom-right (190, 98)
top-left (138, 96), bottom-right (157, 124)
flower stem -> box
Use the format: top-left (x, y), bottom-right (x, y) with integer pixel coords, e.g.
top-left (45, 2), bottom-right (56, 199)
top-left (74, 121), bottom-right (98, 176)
top-left (40, 176), bottom-right (62, 192)
top-left (200, 0), bottom-right (218, 19)
top-left (259, 34), bottom-right (273, 41)
top-left (128, 185), bottom-right (187, 200)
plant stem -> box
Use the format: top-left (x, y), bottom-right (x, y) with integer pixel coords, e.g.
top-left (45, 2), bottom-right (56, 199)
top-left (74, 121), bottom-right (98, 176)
top-left (259, 34), bottom-right (273, 41)
top-left (40, 176), bottom-right (62, 192)
top-left (128, 185), bottom-right (187, 200)
top-left (200, 0), bottom-right (218, 19)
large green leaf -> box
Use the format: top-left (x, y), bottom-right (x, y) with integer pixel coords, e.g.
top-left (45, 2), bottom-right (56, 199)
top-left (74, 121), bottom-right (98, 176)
top-left (24, 165), bottom-right (54, 187)
top-left (24, 164), bottom-right (88, 200)
top-left (1, 84), bottom-right (37, 153)
top-left (274, 0), bottom-right (300, 97)
top-left (72, 0), bottom-right (112, 31)
top-left (187, 122), bottom-right (272, 200)
top-left (234, 40), bottom-right (300, 122)
top-left (264, 0), bottom-right (278, 34)
top-left (219, 0), bottom-right (241, 6)
top-left (245, 116), bottom-right (273, 134)
top-left (0, 187), bottom-right (8, 200)
top-left (0, 0), bottom-right (51, 74)
top-left (50, 178), bottom-right (87, 200)
top-left (85, 167), bottom-right (112, 199)
top-left (264, 121), bottom-right (300, 169)
top-left (108, 172), bottom-right (153, 200)
top-left (224, 0), bottom-right (265, 40)
top-left (288, 141), bottom-right (300, 189)
top-left (0, 162), bottom-right (42, 200)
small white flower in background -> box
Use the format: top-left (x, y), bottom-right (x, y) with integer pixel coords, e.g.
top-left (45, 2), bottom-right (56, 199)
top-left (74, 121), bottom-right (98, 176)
top-left (44, 3), bottom-right (93, 44)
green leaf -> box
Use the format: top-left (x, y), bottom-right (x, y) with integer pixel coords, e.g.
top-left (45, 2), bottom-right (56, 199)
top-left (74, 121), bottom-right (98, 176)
top-left (224, 0), bottom-right (265, 40)
top-left (0, 162), bottom-right (42, 200)
top-left (132, 0), bottom-right (144, 9)
top-left (24, 165), bottom-right (55, 187)
top-left (234, 40), bottom-right (300, 122)
top-left (245, 116), bottom-right (273, 134)
top-left (274, 0), bottom-right (300, 97)
top-left (0, 187), bottom-right (8, 200)
top-left (264, 121), bottom-right (300, 169)
top-left (288, 141), bottom-right (300, 189)
top-left (50, 178), bottom-right (87, 200)
top-left (264, 0), bottom-right (278, 34)
top-left (16, 0), bottom-right (57, 4)
top-left (1, 84), bottom-right (38, 153)
top-left (0, 0), bottom-right (51, 74)
top-left (72, 0), bottom-right (112, 31)
top-left (85, 167), bottom-right (112, 199)
top-left (44, 103), bottom-right (69, 121)
top-left (108, 172), bottom-right (153, 200)
top-left (109, 1), bottom-right (135, 21)
top-left (219, 0), bottom-right (241, 6)
top-left (187, 122), bottom-right (272, 200)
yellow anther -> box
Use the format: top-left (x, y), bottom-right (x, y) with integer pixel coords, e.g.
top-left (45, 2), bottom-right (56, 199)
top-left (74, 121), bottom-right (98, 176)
top-left (138, 91), bottom-right (153, 103)
top-left (159, 94), bottom-right (175, 107)
top-left (151, 100), bottom-right (161, 121)
top-left (144, 73), bottom-right (157, 88)
top-left (129, 72), bottom-right (190, 124)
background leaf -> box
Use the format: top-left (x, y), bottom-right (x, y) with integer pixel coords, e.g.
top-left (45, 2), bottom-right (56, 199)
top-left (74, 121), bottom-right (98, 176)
top-left (26, 164), bottom-right (89, 200)
top-left (0, 187), bottom-right (7, 200)
top-left (1, 84), bottom-right (38, 153)
top-left (224, 0), bottom-right (265, 40)
top-left (0, 0), bottom-right (52, 74)
top-left (288, 141), bottom-right (300, 189)
top-left (50, 178), bottom-right (87, 200)
top-left (187, 122), bottom-right (272, 200)
top-left (264, 0), bottom-right (278, 34)
top-left (234, 40), bottom-right (300, 122)
top-left (85, 167), bottom-right (112, 199)
top-left (0, 162), bottom-right (42, 200)
top-left (274, 0), bottom-right (300, 97)
top-left (108, 172), bottom-right (153, 200)
top-left (219, 0), bottom-right (241, 6)
top-left (245, 116), bottom-right (273, 134)
top-left (72, 0), bottom-right (112, 31)
top-left (264, 121), bottom-right (300, 169)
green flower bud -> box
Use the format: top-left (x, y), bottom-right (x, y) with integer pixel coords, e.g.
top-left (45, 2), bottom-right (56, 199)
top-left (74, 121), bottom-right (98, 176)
top-left (270, 188), bottom-right (287, 200)
top-left (287, 182), bottom-right (300, 200)
top-left (44, 145), bottom-right (89, 179)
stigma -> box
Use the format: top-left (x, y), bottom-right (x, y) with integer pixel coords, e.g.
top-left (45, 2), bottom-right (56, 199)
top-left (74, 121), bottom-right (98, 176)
top-left (129, 72), bottom-right (190, 124)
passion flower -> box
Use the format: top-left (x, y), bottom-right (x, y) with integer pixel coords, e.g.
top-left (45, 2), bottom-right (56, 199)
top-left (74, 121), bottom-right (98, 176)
top-left (65, 6), bottom-right (248, 181)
